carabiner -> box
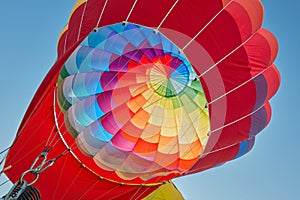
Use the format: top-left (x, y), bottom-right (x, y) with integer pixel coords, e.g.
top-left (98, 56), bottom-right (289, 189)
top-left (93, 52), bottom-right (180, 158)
top-left (19, 170), bottom-right (39, 186)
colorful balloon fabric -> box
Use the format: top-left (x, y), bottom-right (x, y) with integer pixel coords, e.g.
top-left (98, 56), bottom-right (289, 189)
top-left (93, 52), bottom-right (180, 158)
top-left (57, 23), bottom-right (210, 180)
top-left (4, 0), bottom-right (280, 199)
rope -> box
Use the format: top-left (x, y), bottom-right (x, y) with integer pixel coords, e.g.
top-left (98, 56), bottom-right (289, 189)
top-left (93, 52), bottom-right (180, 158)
top-left (7, 81), bottom-right (58, 163)
top-left (132, 177), bottom-right (165, 200)
top-left (48, 85), bottom-right (77, 149)
top-left (94, 185), bottom-right (121, 200)
top-left (0, 180), bottom-right (10, 188)
top-left (187, 137), bottom-right (254, 174)
top-left (132, 186), bottom-right (152, 200)
top-left (63, 30), bottom-right (68, 54)
top-left (125, 0), bottom-right (138, 22)
top-left (6, 112), bottom-right (52, 164)
top-left (156, 0), bottom-right (180, 31)
top-left (198, 31), bottom-right (256, 78)
top-left (0, 149), bottom-right (9, 178)
top-left (208, 65), bottom-right (272, 105)
top-left (0, 107), bottom-right (48, 165)
top-left (45, 109), bottom-right (60, 147)
top-left (0, 147), bottom-right (10, 156)
top-left (77, 0), bottom-right (89, 40)
top-left (184, 105), bottom-right (266, 174)
top-left (208, 104), bottom-right (265, 136)
top-left (95, 0), bottom-right (109, 28)
top-left (129, 185), bottom-right (144, 200)
top-left (182, 0), bottom-right (234, 51)
top-left (76, 180), bottom-right (99, 200)
top-left (60, 167), bottom-right (84, 200)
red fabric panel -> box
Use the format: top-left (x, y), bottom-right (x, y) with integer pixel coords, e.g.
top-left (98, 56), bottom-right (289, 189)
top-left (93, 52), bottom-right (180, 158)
top-left (189, 141), bottom-right (240, 173)
top-left (186, 2), bottom-right (254, 63)
top-left (200, 27), bottom-right (277, 129)
top-left (263, 65), bottom-right (281, 101)
top-left (78, 0), bottom-right (106, 38)
top-left (200, 27), bottom-right (279, 154)
top-left (65, 3), bottom-right (85, 50)
top-left (99, 0), bottom-right (135, 26)
top-left (211, 102), bottom-right (267, 150)
top-left (57, 30), bottom-right (67, 58)
top-left (213, 29), bottom-right (278, 93)
top-left (229, 0), bottom-right (263, 39)
top-left (263, 101), bottom-right (272, 128)
top-left (126, 0), bottom-right (176, 27)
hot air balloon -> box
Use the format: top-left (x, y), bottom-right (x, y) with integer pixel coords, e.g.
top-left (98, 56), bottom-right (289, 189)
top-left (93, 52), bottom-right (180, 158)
top-left (1, 0), bottom-right (280, 199)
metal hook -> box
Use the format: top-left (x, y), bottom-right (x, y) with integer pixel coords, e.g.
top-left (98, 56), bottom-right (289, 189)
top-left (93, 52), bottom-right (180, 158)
top-left (19, 170), bottom-right (39, 186)
top-left (18, 150), bottom-right (57, 186)
top-left (30, 152), bottom-right (48, 172)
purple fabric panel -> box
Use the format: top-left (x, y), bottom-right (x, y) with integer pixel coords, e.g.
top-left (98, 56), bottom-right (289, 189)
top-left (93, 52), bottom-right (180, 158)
top-left (249, 106), bottom-right (268, 137)
top-left (123, 50), bottom-right (144, 62)
top-left (253, 74), bottom-right (268, 111)
top-left (246, 137), bottom-right (255, 153)
top-left (152, 48), bottom-right (165, 58)
top-left (170, 57), bottom-right (183, 70)
top-left (107, 30), bottom-right (117, 38)
top-left (141, 48), bottom-right (157, 60)
top-left (100, 72), bottom-right (119, 90)
top-left (109, 56), bottom-right (130, 72)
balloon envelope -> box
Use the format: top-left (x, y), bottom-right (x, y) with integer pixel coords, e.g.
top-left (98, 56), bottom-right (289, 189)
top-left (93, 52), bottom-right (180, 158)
top-left (4, 0), bottom-right (280, 199)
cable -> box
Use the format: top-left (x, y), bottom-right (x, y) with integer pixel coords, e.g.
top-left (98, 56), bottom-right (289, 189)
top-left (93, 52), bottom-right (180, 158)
top-left (77, 0), bottom-right (89, 41)
top-left (0, 147), bottom-right (10, 156)
top-left (125, 0), bottom-right (138, 22)
top-left (95, 0), bottom-right (109, 28)
top-left (156, 0), bottom-right (180, 31)
top-left (182, 0), bottom-right (234, 51)
top-left (0, 180), bottom-right (10, 188)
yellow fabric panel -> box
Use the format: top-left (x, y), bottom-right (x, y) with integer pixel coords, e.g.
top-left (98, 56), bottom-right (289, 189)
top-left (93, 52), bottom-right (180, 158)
top-left (127, 94), bottom-right (147, 113)
top-left (157, 136), bottom-right (178, 154)
top-left (130, 84), bottom-right (149, 97)
top-left (196, 109), bottom-right (210, 145)
top-left (131, 109), bottom-right (149, 129)
top-left (143, 181), bottom-right (184, 200)
top-left (177, 115), bottom-right (198, 144)
top-left (140, 124), bottom-right (160, 141)
top-left (160, 108), bottom-right (178, 137)
top-left (148, 104), bottom-right (165, 126)
top-left (71, 0), bottom-right (87, 14)
top-left (179, 140), bottom-right (202, 159)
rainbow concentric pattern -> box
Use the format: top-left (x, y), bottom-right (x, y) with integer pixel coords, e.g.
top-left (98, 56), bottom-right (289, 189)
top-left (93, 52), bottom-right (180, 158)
top-left (57, 23), bottom-right (210, 180)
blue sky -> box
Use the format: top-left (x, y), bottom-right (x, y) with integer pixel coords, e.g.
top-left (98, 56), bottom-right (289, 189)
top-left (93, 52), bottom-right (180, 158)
top-left (0, 1), bottom-right (299, 199)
